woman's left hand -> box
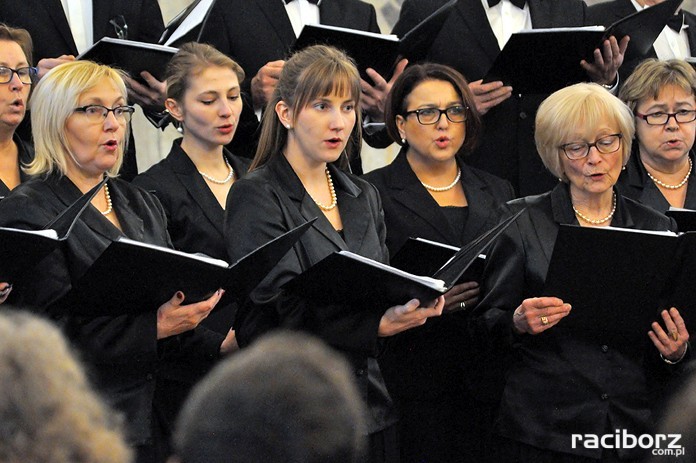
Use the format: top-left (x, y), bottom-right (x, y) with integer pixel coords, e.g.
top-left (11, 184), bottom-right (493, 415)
top-left (443, 281), bottom-right (480, 313)
top-left (649, 307), bottom-right (690, 362)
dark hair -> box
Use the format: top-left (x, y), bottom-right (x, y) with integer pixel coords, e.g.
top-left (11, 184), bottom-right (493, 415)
top-left (385, 63), bottom-right (481, 155)
top-left (0, 23), bottom-right (33, 66)
top-left (173, 331), bottom-right (367, 463)
top-left (251, 45), bottom-right (362, 171)
top-left (165, 42), bottom-right (245, 102)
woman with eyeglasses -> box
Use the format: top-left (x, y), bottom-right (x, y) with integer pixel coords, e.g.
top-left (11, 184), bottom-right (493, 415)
top-left (617, 59), bottom-right (696, 213)
top-left (0, 24), bottom-right (36, 303)
top-left (471, 83), bottom-right (689, 462)
top-left (0, 60), bottom-right (234, 463)
top-left (363, 63), bottom-right (514, 463)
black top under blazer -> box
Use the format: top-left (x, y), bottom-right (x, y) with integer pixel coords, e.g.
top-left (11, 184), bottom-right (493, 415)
top-left (363, 151), bottom-right (514, 400)
top-left (224, 154), bottom-right (398, 434)
top-left (0, 174), bottom-right (222, 445)
top-left (616, 147), bottom-right (696, 214)
top-left (471, 183), bottom-right (681, 459)
top-left (0, 133), bottom-right (34, 199)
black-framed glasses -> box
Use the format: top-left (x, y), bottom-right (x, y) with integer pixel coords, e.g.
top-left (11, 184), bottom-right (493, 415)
top-left (403, 105), bottom-right (467, 125)
top-left (559, 133), bottom-right (623, 160)
top-left (0, 66), bottom-right (37, 85)
top-left (74, 105), bottom-right (135, 123)
top-left (109, 15), bottom-right (128, 40)
top-left (635, 110), bottom-right (696, 126)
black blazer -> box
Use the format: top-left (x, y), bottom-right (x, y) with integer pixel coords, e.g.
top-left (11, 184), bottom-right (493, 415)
top-left (200, 0), bottom-right (386, 160)
top-left (587, 0), bottom-right (696, 80)
top-left (363, 151), bottom-right (514, 400)
top-left (224, 154), bottom-right (398, 434)
top-left (471, 183), bottom-right (679, 459)
top-left (133, 139), bottom-right (251, 333)
top-left (0, 133), bottom-right (34, 199)
top-left (0, 174), bottom-right (222, 445)
top-left (393, 0), bottom-right (588, 196)
top-left (616, 147), bottom-right (696, 214)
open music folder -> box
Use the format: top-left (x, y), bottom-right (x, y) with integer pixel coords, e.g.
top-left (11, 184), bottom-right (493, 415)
top-left (64, 219), bottom-right (315, 316)
top-left (282, 209), bottom-right (523, 310)
top-left (482, 0), bottom-right (682, 94)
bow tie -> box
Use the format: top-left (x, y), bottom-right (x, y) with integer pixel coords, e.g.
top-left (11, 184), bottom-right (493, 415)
top-left (487, 0), bottom-right (526, 9)
top-left (667, 11), bottom-right (684, 32)
top-left (283, 0), bottom-right (321, 4)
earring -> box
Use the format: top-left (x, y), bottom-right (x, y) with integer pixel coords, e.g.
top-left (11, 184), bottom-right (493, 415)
top-left (401, 138), bottom-right (406, 144)
top-left (622, 165), bottom-right (626, 170)
top-left (285, 124), bottom-right (292, 129)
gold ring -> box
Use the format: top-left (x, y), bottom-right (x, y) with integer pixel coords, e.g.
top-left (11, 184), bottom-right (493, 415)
top-left (540, 316), bottom-right (549, 326)
top-left (671, 331), bottom-right (679, 342)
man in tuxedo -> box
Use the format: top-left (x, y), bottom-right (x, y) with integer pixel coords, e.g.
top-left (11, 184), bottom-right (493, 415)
top-left (201, 0), bottom-right (400, 164)
top-left (393, 0), bottom-right (627, 195)
top-left (0, 0), bottom-right (165, 180)
top-left (589, 0), bottom-right (696, 76)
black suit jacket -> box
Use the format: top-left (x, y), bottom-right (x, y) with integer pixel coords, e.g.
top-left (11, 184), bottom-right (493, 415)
top-left (471, 183), bottom-right (679, 458)
top-left (587, 0), bottom-right (696, 79)
top-left (200, 0), bottom-right (387, 160)
top-left (0, 0), bottom-right (164, 180)
top-left (0, 174), bottom-right (221, 445)
top-left (224, 154), bottom-right (397, 434)
top-left (362, 150), bottom-right (513, 402)
top-left (393, 0), bottom-right (588, 196)
top-left (0, 134), bottom-right (34, 199)
top-left (616, 146), bottom-right (696, 214)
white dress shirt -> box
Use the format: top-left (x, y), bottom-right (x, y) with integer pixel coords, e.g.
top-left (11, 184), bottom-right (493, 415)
top-left (61, 0), bottom-right (93, 54)
top-left (284, 0), bottom-right (321, 38)
top-left (630, 0), bottom-right (691, 59)
top-left (481, 0), bottom-right (533, 50)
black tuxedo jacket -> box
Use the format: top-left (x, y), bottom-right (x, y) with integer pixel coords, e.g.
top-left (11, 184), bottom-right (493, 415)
top-left (200, 0), bottom-right (384, 160)
top-left (0, 0), bottom-right (164, 180)
top-left (225, 153), bottom-right (397, 434)
top-left (472, 183), bottom-right (679, 458)
top-left (0, 174), bottom-right (221, 445)
top-left (587, 0), bottom-right (696, 79)
top-left (393, 0), bottom-right (588, 196)
top-left (616, 146), bottom-right (696, 213)
top-left (133, 139), bottom-right (251, 334)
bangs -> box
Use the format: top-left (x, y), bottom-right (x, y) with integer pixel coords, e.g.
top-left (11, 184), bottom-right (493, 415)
top-left (293, 56), bottom-right (361, 113)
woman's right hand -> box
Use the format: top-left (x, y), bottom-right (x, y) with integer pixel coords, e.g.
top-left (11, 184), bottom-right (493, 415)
top-left (156, 289), bottom-right (225, 340)
top-left (512, 297), bottom-right (572, 335)
top-left (378, 296), bottom-right (445, 337)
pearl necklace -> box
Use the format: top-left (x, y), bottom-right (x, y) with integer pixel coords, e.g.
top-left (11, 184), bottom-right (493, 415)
top-left (198, 157), bottom-right (235, 184)
top-left (645, 157), bottom-right (692, 190)
top-left (312, 167), bottom-right (338, 211)
top-left (572, 191), bottom-right (616, 225)
top-left (420, 168), bottom-right (462, 192)
top-left (101, 183), bottom-right (113, 216)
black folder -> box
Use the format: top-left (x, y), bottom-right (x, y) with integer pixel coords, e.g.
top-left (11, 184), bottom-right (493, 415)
top-left (158, 0), bottom-right (218, 47)
top-left (666, 207), bottom-right (696, 232)
top-left (543, 224), bottom-right (695, 347)
top-left (66, 219), bottom-right (315, 315)
top-left (282, 209), bottom-right (523, 310)
top-left (77, 37), bottom-right (178, 83)
top-left (483, 0), bottom-right (682, 94)
top-left (291, 0), bottom-right (456, 80)
top-left (0, 178), bottom-right (106, 282)
top-left (390, 237), bottom-right (486, 283)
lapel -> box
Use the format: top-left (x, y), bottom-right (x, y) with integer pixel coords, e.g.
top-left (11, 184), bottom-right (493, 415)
top-left (330, 164), bottom-right (373, 253)
top-left (458, 160), bottom-right (502, 243)
top-left (528, 0), bottom-right (555, 29)
top-left (92, 0), bottom-right (115, 41)
top-left (385, 151), bottom-right (457, 244)
top-left (456, 0), bottom-right (500, 62)
top-left (109, 179), bottom-right (147, 241)
top-left (684, 11), bottom-right (696, 56)
top-left (40, 0), bottom-right (78, 55)
top-left (539, 183), bottom-right (576, 263)
top-left (256, 0), bottom-right (296, 52)
top-left (168, 140), bottom-right (226, 238)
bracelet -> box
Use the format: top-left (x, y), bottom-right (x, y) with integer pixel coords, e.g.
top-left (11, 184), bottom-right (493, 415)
top-left (661, 343), bottom-right (689, 364)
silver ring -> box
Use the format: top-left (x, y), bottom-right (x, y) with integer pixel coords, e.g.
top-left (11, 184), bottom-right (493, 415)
top-left (459, 301), bottom-right (466, 310)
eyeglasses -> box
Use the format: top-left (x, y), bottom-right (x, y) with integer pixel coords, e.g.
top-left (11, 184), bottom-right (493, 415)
top-left (403, 105), bottom-right (467, 125)
top-left (109, 15), bottom-right (128, 40)
top-left (74, 105), bottom-right (135, 123)
top-left (559, 133), bottom-right (623, 160)
top-left (0, 66), bottom-right (37, 85)
top-left (635, 110), bottom-right (696, 126)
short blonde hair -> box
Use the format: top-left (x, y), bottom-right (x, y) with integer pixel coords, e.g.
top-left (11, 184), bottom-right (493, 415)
top-left (0, 311), bottom-right (131, 463)
top-left (27, 61), bottom-right (129, 177)
top-left (619, 58), bottom-right (696, 113)
top-left (535, 83), bottom-right (634, 181)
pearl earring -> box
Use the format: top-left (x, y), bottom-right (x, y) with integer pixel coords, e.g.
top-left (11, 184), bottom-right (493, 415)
top-left (286, 124), bottom-right (292, 129)
top-left (401, 138), bottom-right (406, 144)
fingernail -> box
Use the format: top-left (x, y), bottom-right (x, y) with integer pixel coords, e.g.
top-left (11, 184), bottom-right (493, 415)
top-left (176, 291), bottom-right (184, 300)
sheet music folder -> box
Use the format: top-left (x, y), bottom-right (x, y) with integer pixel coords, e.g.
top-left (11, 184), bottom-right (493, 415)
top-left (543, 224), bottom-right (696, 347)
top-left (291, 0), bottom-right (456, 80)
top-left (283, 209), bottom-right (523, 309)
top-left (77, 37), bottom-right (178, 82)
top-left (390, 237), bottom-right (486, 283)
top-left (66, 219), bottom-right (315, 315)
top-left (483, 0), bottom-right (682, 94)
top-left (666, 207), bottom-right (696, 232)
top-left (0, 179), bottom-right (105, 282)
